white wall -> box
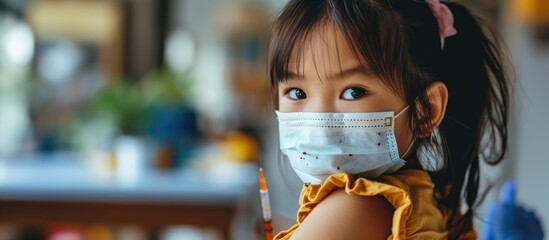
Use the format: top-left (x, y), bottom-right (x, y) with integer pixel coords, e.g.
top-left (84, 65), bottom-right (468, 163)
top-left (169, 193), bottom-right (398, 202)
top-left (504, 5), bottom-right (549, 234)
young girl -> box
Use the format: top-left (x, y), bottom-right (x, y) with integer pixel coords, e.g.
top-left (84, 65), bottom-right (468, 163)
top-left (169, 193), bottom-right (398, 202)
top-left (268, 0), bottom-right (510, 239)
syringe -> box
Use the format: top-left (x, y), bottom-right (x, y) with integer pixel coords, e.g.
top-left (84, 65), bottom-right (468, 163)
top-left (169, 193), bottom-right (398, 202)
top-left (259, 168), bottom-right (273, 240)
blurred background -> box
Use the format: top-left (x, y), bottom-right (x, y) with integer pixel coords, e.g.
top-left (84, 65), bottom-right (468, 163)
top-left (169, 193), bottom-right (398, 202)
top-left (0, 0), bottom-right (547, 239)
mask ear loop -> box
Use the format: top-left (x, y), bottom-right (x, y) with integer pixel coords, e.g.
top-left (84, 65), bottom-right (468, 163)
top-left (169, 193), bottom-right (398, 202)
top-left (397, 100), bottom-right (439, 160)
top-left (393, 102), bottom-right (417, 159)
top-left (394, 96), bottom-right (420, 119)
top-left (394, 105), bottom-right (410, 119)
top-left (400, 139), bottom-right (415, 159)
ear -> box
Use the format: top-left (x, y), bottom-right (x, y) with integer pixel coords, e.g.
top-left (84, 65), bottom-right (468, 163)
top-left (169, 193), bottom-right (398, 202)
top-left (418, 81), bottom-right (448, 138)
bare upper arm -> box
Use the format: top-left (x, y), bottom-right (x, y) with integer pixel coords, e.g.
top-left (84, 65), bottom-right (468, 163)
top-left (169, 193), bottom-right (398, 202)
top-left (290, 189), bottom-right (394, 240)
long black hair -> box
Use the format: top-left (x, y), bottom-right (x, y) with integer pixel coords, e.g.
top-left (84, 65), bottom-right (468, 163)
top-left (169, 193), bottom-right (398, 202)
top-left (268, 0), bottom-right (510, 238)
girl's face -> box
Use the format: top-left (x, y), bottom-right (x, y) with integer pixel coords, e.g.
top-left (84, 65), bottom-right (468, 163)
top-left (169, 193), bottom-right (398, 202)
top-left (278, 25), bottom-right (415, 156)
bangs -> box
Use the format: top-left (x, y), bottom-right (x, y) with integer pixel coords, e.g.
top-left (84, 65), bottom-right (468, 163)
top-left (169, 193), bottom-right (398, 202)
top-left (268, 0), bottom-right (409, 98)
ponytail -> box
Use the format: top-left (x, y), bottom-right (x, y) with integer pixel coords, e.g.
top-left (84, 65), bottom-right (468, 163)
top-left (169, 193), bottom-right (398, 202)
top-left (432, 2), bottom-right (510, 237)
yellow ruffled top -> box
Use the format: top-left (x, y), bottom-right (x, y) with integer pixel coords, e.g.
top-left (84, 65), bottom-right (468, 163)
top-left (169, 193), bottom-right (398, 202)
top-left (274, 169), bottom-right (476, 240)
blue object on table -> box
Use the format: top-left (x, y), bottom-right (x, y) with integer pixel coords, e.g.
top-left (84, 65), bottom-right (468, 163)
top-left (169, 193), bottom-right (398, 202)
top-left (148, 105), bottom-right (198, 146)
top-left (148, 104), bottom-right (198, 167)
top-left (484, 180), bottom-right (544, 240)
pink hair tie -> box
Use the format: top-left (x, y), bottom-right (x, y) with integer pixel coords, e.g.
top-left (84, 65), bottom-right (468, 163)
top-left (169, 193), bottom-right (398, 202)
top-left (426, 0), bottom-right (457, 39)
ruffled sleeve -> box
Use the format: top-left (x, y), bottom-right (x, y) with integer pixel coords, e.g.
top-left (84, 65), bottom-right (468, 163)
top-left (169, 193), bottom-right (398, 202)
top-left (274, 170), bottom-right (452, 239)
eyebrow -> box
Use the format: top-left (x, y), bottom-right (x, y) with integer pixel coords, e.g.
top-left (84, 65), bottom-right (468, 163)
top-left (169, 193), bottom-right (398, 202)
top-left (286, 65), bottom-right (372, 81)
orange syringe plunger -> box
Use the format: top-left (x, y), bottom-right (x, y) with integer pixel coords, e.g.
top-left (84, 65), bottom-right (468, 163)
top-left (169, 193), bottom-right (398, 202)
top-left (260, 168), bottom-right (268, 191)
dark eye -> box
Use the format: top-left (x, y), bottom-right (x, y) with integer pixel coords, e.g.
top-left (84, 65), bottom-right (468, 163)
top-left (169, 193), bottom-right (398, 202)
top-left (341, 87), bottom-right (367, 100)
top-left (287, 88), bottom-right (307, 100)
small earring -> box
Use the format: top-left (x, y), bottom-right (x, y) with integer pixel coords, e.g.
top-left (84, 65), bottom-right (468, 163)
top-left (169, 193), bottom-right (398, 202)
top-left (429, 133), bottom-right (435, 144)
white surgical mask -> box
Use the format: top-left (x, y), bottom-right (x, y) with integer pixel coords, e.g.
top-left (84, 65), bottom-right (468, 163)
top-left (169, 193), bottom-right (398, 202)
top-left (276, 107), bottom-right (411, 184)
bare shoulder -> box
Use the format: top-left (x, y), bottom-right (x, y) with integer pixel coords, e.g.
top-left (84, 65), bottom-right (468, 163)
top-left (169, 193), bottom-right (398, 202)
top-left (290, 189), bottom-right (393, 240)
